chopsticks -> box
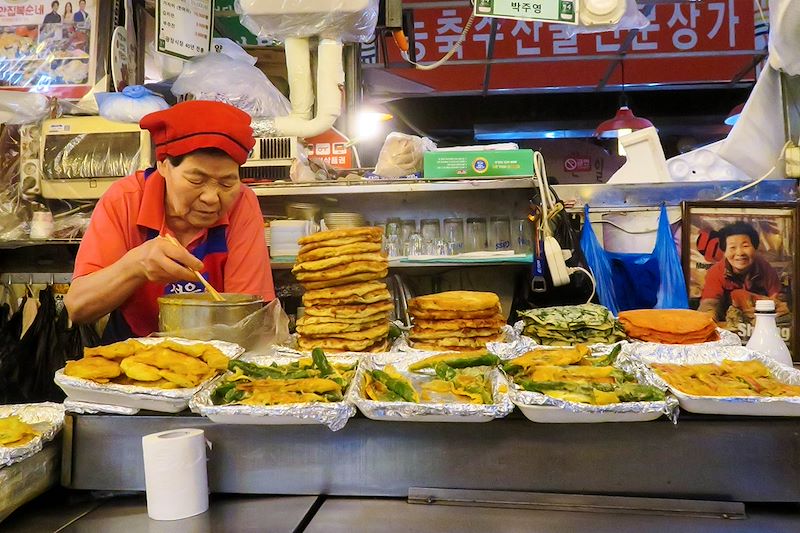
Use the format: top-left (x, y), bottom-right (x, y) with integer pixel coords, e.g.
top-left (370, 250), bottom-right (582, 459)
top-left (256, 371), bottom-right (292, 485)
top-left (162, 234), bottom-right (225, 302)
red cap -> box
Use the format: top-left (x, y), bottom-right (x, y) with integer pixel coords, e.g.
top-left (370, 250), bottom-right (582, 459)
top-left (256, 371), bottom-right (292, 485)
top-left (139, 101), bottom-right (255, 165)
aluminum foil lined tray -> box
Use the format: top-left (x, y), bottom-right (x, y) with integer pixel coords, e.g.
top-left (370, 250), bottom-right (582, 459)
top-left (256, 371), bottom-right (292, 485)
top-left (621, 345), bottom-right (800, 416)
top-left (623, 328), bottom-right (741, 353)
top-left (0, 403), bottom-right (64, 468)
top-left (54, 337), bottom-right (245, 414)
top-left (190, 353), bottom-right (358, 431)
top-left (63, 399), bottom-right (140, 416)
top-left (349, 352), bottom-right (514, 422)
top-left (512, 321), bottom-right (740, 350)
top-left (393, 324), bottom-right (518, 354)
top-left (494, 339), bottom-right (678, 423)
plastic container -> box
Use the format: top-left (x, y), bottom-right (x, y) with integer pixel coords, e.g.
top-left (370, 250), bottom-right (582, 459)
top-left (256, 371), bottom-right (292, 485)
top-left (746, 300), bottom-right (794, 367)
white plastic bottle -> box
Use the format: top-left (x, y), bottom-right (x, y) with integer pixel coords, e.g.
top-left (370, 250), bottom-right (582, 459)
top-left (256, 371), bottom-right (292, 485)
top-left (746, 300), bottom-right (794, 367)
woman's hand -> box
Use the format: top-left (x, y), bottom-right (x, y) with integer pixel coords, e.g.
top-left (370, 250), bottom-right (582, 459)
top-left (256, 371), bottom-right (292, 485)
top-left (127, 236), bottom-right (205, 284)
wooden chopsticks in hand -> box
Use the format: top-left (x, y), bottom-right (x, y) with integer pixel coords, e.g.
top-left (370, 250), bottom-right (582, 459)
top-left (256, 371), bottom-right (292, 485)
top-left (162, 234), bottom-right (225, 302)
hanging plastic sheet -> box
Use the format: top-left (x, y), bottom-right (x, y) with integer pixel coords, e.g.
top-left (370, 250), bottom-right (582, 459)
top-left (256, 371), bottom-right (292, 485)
top-left (0, 301), bottom-right (25, 404)
top-left (581, 203), bottom-right (688, 316)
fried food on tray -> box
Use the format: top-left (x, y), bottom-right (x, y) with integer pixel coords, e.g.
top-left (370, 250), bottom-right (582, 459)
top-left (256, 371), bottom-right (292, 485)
top-left (84, 339), bottom-right (147, 360)
top-left (298, 314), bottom-right (389, 326)
top-left (409, 291), bottom-right (500, 312)
top-left (297, 318), bottom-right (385, 336)
top-left (651, 359), bottom-right (800, 397)
top-left (517, 304), bottom-right (626, 346)
top-left (618, 309), bottom-right (719, 344)
top-left (298, 227), bottom-right (383, 246)
top-left (410, 307), bottom-right (501, 320)
top-left (407, 291), bottom-right (505, 352)
top-left (503, 345), bottom-right (665, 405)
top-left (119, 358), bottom-right (162, 382)
top-left (0, 416), bottom-right (40, 447)
top-left (292, 252), bottom-right (388, 273)
top-left (298, 242), bottom-right (383, 262)
top-left (302, 287), bottom-right (391, 307)
top-left (412, 316), bottom-right (505, 331)
top-left (64, 357), bottom-right (122, 380)
top-left (303, 301), bottom-right (394, 320)
top-left (211, 349), bottom-right (356, 406)
top-left (64, 339), bottom-right (230, 389)
top-left (409, 327), bottom-right (504, 340)
top-left (294, 228), bottom-right (391, 352)
top-left (294, 261), bottom-right (388, 282)
top-left (301, 270), bottom-right (389, 290)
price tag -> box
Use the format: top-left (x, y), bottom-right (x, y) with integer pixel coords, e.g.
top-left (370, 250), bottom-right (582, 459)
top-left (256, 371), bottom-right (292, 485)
top-left (156, 0), bottom-right (214, 60)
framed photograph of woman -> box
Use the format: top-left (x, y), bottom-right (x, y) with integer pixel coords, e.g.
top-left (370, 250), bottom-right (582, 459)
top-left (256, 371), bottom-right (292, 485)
top-left (682, 201), bottom-right (799, 359)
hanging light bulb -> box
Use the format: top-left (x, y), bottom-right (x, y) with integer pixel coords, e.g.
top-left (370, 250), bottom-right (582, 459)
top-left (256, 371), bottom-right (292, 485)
top-left (594, 60), bottom-right (654, 141)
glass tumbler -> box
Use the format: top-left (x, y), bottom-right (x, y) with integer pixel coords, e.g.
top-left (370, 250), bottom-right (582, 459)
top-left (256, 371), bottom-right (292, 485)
top-left (512, 218), bottom-right (533, 254)
top-left (490, 216), bottom-right (512, 251)
top-left (420, 219), bottom-right (441, 255)
top-left (443, 218), bottom-right (464, 255)
top-left (465, 217), bottom-right (488, 252)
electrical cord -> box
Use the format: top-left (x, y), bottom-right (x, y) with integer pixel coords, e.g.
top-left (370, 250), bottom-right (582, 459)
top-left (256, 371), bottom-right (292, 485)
top-left (715, 140), bottom-right (793, 201)
top-left (569, 266), bottom-right (596, 304)
top-left (403, 13), bottom-right (476, 71)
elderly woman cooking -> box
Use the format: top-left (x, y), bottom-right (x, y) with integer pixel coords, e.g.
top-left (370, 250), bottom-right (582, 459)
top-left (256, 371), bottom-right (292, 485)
top-left (65, 101), bottom-right (275, 341)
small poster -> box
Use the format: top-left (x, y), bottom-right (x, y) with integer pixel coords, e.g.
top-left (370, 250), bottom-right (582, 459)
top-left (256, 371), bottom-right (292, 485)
top-left (0, 0), bottom-right (98, 99)
top-left (156, 0), bottom-right (213, 61)
top-left (683, 201), bottom-right (799, 359)
top-left (474, 0), bottom-right (577, 25)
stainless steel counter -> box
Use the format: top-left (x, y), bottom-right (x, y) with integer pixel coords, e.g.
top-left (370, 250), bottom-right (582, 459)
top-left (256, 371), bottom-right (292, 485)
top-left (62, 412), bottom-right (800, 502)
top-left (2, 492), bottom-right (319, 533)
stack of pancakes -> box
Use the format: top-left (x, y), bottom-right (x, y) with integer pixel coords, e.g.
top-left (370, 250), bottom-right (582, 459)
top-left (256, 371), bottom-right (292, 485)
top-left (618, 309), bottom-right (719, 344)
top-left (408, 291), bottom-right (505, 352)
top-left (293, 227), bottom-right (391, 352)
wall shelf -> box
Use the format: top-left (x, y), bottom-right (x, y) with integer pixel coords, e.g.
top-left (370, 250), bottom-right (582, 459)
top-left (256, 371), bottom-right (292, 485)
top-left (251, 178), bottom-right (536, 196)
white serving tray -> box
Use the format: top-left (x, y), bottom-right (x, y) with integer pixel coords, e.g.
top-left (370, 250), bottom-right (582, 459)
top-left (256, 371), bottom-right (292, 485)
top-left (54, 338), bottom-right (245, 414)
top-left (55, 375), bottom-right (189, 413)
top-left (204, 412), bottom-right (321, 425)
top-left (670, 390), bottom-right (800, 417)
top-left (516, 403), bottom-right (663, 424)
top-left (635, 346), bottom-right (800, 417)
top-left (359, 410), bottom-right (494, 423)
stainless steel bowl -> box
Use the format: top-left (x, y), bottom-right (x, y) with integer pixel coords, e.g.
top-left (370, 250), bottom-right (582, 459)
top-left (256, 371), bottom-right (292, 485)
top-left (158, 293), bottom-right (264, 335)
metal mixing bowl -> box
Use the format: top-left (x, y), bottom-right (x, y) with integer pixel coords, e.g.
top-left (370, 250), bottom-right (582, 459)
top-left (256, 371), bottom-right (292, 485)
top-left (158, 293), bottom-right (264, 335)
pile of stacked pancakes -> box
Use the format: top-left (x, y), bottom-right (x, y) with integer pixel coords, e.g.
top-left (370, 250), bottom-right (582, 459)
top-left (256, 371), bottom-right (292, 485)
top-left (293, 227), bottom-right (391, 352)
top-left (408, 291), bottom-right (505, 352)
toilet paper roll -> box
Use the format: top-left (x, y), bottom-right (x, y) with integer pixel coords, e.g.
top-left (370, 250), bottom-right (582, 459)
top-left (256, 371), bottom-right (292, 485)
top-left (142, 428), bottom-right (209, 521)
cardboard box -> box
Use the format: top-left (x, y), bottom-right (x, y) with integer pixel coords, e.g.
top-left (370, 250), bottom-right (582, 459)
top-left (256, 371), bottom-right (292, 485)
top-left (423, 149), bottom-right (535, 179)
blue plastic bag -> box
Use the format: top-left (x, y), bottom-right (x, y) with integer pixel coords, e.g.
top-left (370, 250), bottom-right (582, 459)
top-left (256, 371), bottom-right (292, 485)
top-left (580, 203), bottom-right (688, 315)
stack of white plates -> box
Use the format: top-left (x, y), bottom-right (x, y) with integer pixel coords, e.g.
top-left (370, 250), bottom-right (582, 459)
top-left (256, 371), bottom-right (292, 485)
top-left (323, 212), bottom-right (366, 229)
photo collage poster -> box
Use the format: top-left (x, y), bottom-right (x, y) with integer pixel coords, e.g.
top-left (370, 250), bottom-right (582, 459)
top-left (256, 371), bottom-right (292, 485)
top-left (0, 0), bottom-right (97, 98)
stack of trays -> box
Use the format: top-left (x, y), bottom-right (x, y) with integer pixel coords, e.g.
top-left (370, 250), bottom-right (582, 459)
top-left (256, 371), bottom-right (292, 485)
top-left (323, 212), bottom-right (366, 229)
top-left (408, 291), bottom-right (505, 352)
top-left (293, 227), bottom-right (391, 352)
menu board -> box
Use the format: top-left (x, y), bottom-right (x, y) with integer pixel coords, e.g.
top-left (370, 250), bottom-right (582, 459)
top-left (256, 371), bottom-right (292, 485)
top-left (156, 0), bottom-right (213, 60)
top-left (0, 0), bottom-right (98, 99)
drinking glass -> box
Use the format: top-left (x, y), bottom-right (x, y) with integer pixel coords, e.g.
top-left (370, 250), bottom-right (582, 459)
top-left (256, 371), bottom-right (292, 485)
top-left (465, 217), bottom-right (488, 252)
top-left (443, 218), bottom-right (464, 255)
top-left (512, 218), bottom-right (533, 254)
top-left (490, 216), bottom-right (511, 251)
top-left (420, 219), bottom-right (441, 255)
top-left (385, 218), bottom-right (402, 238)
top-left (384, 218), bottom-right (402, 257)
top-left (406, 233), bottom-right (423, 256)
top-left (489, 217), bottom-right (511, 251)
top-left (401, 220), bottom-right (417, 241)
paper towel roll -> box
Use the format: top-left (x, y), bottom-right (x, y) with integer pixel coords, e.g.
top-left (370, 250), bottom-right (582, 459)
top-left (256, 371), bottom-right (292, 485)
top-left (142, 428), bottom-right (209, 521)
